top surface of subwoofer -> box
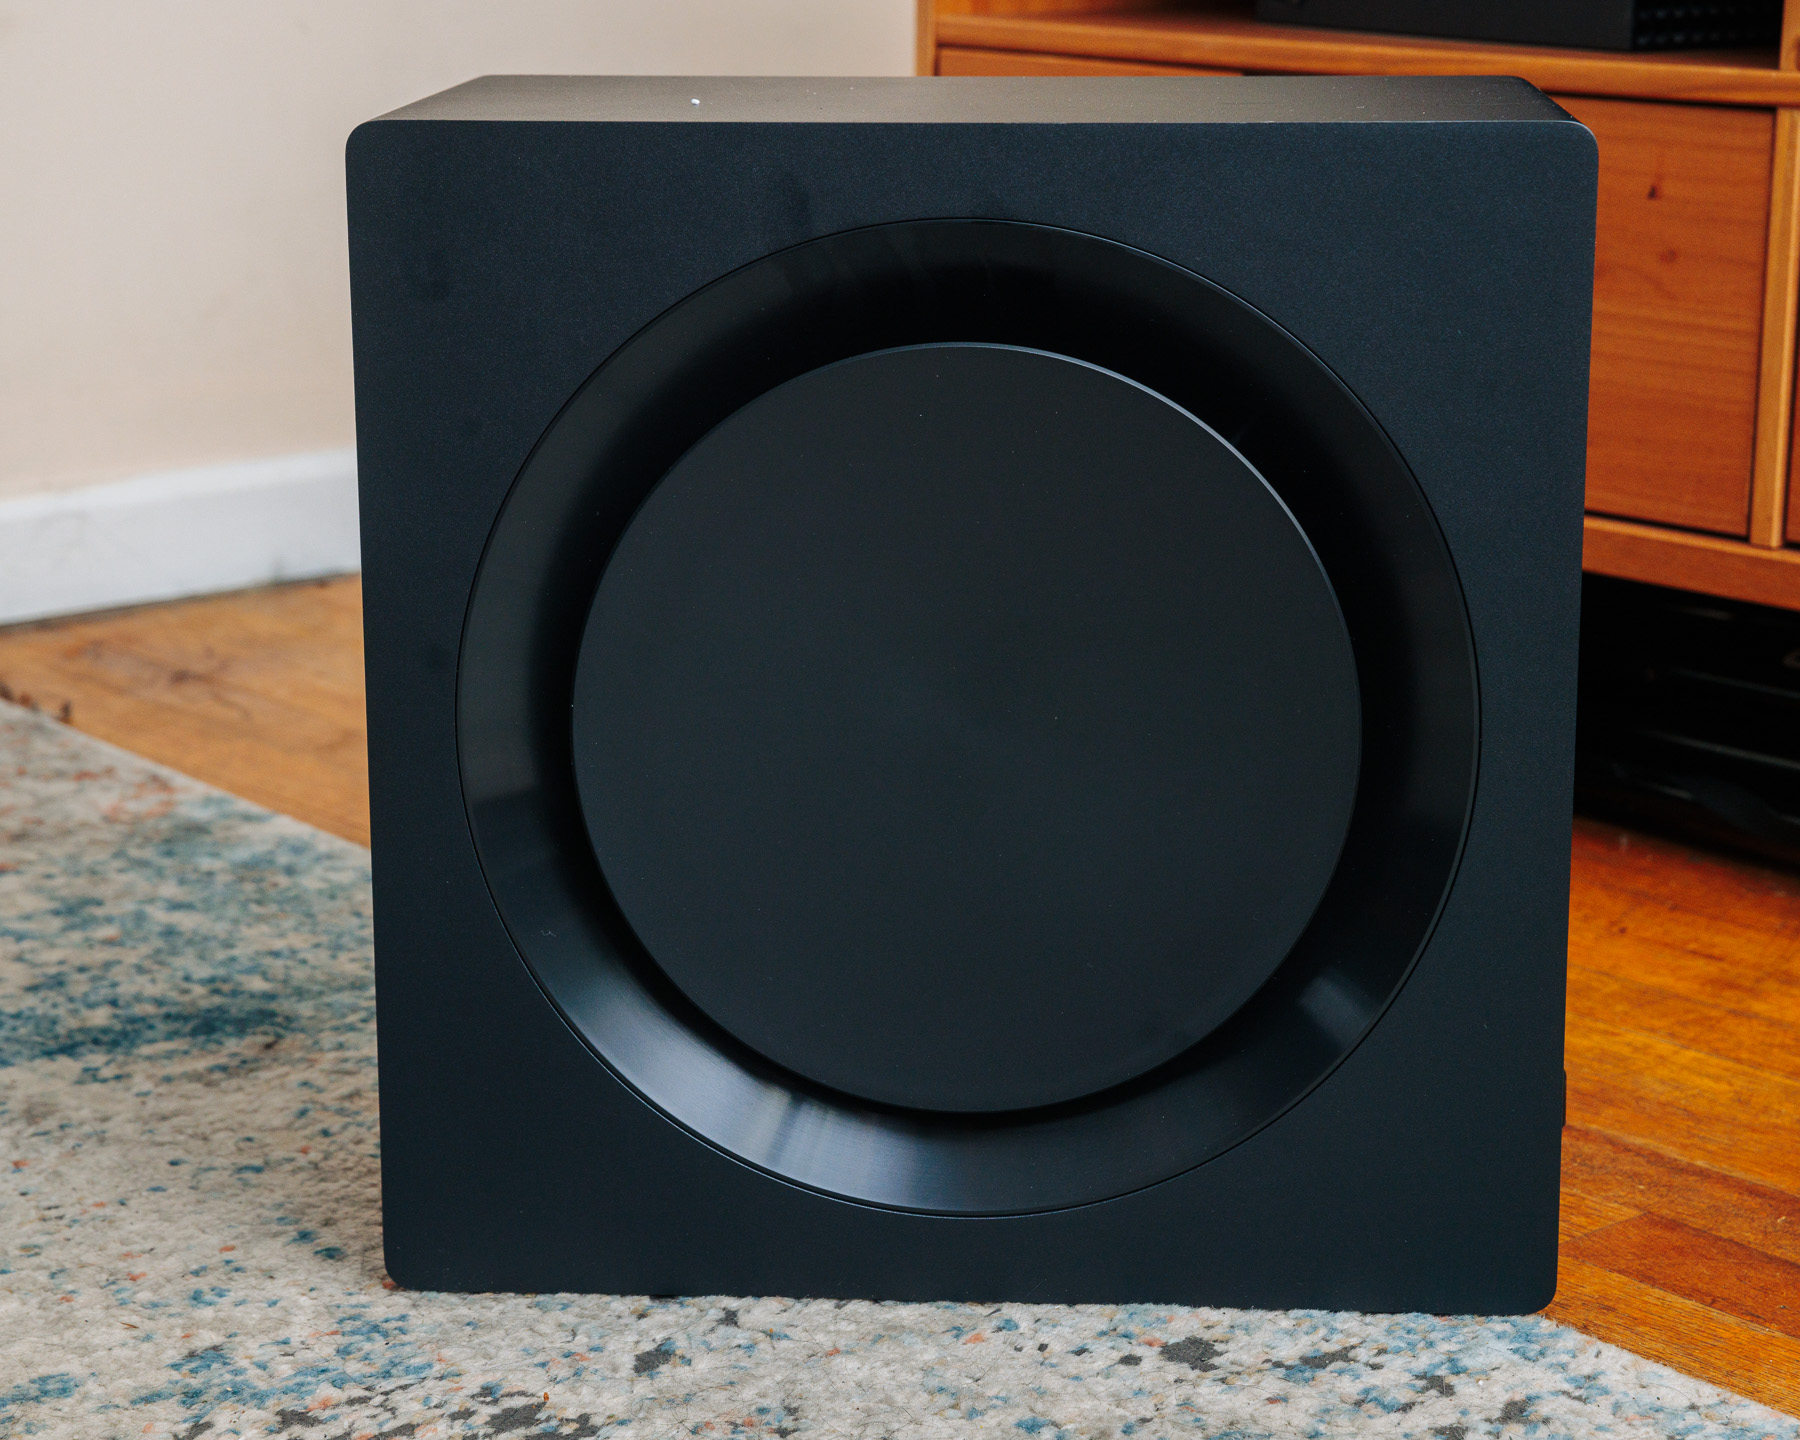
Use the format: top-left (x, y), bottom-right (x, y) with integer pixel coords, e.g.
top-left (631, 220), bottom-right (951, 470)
top-left (573, 341), bottom-right (1360, 1114)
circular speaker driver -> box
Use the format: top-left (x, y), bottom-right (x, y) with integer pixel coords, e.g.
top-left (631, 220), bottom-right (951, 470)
top-left (573, 343), bottom-right (1360, 1113)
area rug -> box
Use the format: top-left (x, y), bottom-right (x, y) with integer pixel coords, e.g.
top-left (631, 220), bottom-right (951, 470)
top-left (0, 702), bottom-right (1794, 1440)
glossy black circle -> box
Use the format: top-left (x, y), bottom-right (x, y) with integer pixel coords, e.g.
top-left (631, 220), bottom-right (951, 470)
top-left (457, 220), bottom-right (1478, 1213)
top-left (573, 343), bottom-right (1361, 1114)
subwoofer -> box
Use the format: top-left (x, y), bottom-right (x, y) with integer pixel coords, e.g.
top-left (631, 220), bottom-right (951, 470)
top-left (347, 75), bottom-right (1596, 1311)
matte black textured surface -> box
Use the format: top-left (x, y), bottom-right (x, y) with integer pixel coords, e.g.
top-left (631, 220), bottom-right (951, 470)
top-left (347, 74), bottom-right (1595, 1310)
top-left (453, 215), bottom-right (1480, 1216)
top-left (1576, 574), bottom-right (1800, 867)
top-left (1254, 0), bottom-right (1780, 51)
top-left (574, 343), bottom-right (1360, 1115)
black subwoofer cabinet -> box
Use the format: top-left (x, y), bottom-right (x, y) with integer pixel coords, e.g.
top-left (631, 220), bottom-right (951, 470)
top-left (347, 75), bottom-right (1596, 1311)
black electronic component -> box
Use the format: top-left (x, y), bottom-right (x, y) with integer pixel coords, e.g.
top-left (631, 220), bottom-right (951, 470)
top-left (1578, 573), bottom-right (1800, 867)
top-left (347, 74), bottom-right (1596, 1311)
top-left (1255, 0), bottom-right (1780, 51)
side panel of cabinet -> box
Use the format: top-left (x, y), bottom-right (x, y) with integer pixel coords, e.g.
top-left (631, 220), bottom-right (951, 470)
top-left (1558, 95), bottom-right (1772, 537)
top-left (935, 46), bottom-right (1233, 75)
top-left (1791, 358), bottom-right (1800, 533)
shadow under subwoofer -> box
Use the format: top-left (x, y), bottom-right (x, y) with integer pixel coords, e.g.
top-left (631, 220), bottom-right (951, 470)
top-left (348, 75), bottom-right (1596, 1310)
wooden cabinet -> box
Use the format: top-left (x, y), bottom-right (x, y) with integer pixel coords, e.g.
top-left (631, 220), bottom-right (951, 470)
top-left (937, 45), bottom-right (1233, 74)
top-left (919, 0), bottom-right (1800, 609)
top-left (1569, 96), bottom-right (1771, 536)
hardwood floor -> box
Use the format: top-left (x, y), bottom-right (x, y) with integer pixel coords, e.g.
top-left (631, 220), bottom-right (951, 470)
top-left (0, 577), bottom-right (370, 844)
top-left (0, 577), bottom-right (1795, 1415)
top-left (1552, 825), bottom-right (1800, 1411)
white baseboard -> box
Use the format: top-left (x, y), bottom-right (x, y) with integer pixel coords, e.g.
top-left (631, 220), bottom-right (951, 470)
top-left (0, 449), bottom-right (360, 626)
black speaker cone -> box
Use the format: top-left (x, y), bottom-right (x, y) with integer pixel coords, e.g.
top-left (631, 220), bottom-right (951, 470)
top-left (573, 342), bottom-right (1361, 1114)
top-left (458, 220), bottom-right (1477, 1213)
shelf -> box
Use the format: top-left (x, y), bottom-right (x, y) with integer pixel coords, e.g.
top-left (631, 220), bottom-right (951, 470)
top-left (1583, 516), bottom-right (1800, 607)
top-left (934, 2), bottom-right (1800, 106)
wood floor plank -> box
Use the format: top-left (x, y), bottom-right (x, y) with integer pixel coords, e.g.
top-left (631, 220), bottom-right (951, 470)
top-left (1563, 1213), bottom-right (1800, 1340)
top-left (1566, 892), bottom-right (1796, 967)
top-left (0, 579), bottom-right (368, 844)
top-left (1569, 900), bottom-right (1800, 1036)
top-left (1559, 1187), bottom-right (1640, 1244)
top-left (1566, 964), bottom-right (1800, 1081)
top-left (1564, 823), bottom-right (1800, 1418)
top-left (1572, 815), bottom-right (1800, 918)
top-left (1548, 1257), bottom-right (1800, 1415)
top-left (1562, 1126), bottom-right (1800, 1267)
top-left (1567, 1013), bottom-right (1800, 1194)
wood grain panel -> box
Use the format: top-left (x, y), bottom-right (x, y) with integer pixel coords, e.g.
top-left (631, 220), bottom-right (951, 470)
top-left (1584, 513), bottom-right (1800, 610)
top-left (945, 0), bottom-right (1176, 13)
top-left (1754, 109), bottom-right (1800, 545)
top-left (1560, 96), bottom-right (1771, 536)
top-left (937, 44), bottom-right (1231, 75)
top-left (927, 0), bottom-right (1165, 63)
top-left (932, 6), bottom-right (1800, 106)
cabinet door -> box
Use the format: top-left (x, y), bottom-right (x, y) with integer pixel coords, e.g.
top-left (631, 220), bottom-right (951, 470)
top-left (1558, 96), bottom-right (1772, 537)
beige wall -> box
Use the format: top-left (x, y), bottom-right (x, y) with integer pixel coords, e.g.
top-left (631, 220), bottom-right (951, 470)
top-left (0, 1), bottom-right (913, 500)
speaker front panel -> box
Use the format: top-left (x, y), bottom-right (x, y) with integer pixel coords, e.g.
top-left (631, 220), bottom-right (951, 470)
top-left (455, 219), bottom-right (1479, 1214)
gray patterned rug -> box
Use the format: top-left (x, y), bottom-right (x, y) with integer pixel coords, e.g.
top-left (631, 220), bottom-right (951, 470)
top-left (0, 702), bottom-right (1794, 1440)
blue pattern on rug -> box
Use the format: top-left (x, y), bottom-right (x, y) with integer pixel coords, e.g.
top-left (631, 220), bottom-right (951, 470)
top-left (1, 703), bottom-right (1794, 1439)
